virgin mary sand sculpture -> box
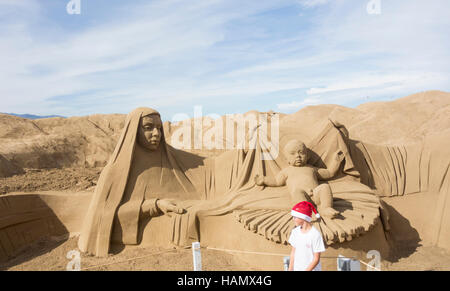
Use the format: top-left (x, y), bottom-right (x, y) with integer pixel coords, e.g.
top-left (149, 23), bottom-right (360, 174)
top-left (78, 107), bottom-right (202, 256)
top-left (78, 107), bottom-right (390, 257)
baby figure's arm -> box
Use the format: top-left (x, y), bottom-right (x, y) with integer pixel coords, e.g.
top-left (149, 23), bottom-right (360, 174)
top-left (316, 150), bottom-right (345, 180)
top-left (255, 169), bottom-right (287, 187)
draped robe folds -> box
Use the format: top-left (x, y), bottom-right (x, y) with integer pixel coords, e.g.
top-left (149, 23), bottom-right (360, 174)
top-left (78, 109), bottom-right (390, 256)
top-left (79, 106), bottom-right (450, 255)
top-left (171, 119), bottom-right (385, 246)
top-left (78, 108), bottom-right (202, 257)
top-left (78, 104), bottom-right (450, 255)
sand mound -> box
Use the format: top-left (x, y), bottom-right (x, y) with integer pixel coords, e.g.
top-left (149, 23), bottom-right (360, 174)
top-left (1, 91), bottom-right (447, 175)
top-left (0, 168), bottom-right (101, 194)
top-left (0, 114), bottom-right (126, 172)
top-left (0, 154), bottom-right (24, 178)
top-left (329, 90), bottom-right (450, 145)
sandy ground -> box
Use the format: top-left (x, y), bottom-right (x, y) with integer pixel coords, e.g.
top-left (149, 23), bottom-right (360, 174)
top-left (0, 236), bottom-right (261, 271)
top-left (386, 245), bottom-right (450, 271)
top-left (0, 167), bottom-right (100, 194)
top-left (2, 235), bottom-right (450, 271)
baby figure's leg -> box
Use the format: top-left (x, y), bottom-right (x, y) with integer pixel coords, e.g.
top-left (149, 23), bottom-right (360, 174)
top-left (290, 189), bottom-right (310, 205)
top-left (312, 184), bottom-right (339, 219)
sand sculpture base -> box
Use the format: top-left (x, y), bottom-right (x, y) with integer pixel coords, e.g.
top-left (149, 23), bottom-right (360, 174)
top-left (0, 192), bottom-right (90, 262)
top-left (382, 191), bottom-right (446, 250)
top-left (1, 191), bottom-right (395, 270)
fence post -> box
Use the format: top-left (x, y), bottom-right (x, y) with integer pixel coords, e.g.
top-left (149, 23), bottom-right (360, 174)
top-left (192, 242), bottom-right (202, 271)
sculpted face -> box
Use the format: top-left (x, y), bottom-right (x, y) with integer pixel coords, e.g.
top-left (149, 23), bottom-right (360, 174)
top-left (138, 114), bottom-right (162, 151)
top-left (284, 140), bottom-right (307, 167)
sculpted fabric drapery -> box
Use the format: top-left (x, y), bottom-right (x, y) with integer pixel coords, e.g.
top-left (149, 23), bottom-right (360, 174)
top-left (78, 109), bottom-right (391, 255)
top-left (170, 120), bottom-right (387, 246)
top-left (78, 107), bottom-right (201, 257)
top-left (80, 107), bottom-right (450, 255)
top-left (349, 133), bottom-right (450, 248)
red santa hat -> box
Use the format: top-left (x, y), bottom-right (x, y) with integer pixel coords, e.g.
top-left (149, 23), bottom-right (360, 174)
top-left (291, 201), bottom-right (320, 222)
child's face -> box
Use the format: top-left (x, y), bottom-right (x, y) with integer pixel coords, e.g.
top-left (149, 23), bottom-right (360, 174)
top-left (284, 142), bottom-right (307, 167)
top-left (293, 217), bottom-right (306, 227)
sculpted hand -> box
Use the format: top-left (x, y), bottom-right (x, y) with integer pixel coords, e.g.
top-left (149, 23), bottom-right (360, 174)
top-left (335, 150), bottom-right (345, 162)
top-left (156, 199), bottom-right (185, 215)
top-left (254, 174), bottom-right (265, 186)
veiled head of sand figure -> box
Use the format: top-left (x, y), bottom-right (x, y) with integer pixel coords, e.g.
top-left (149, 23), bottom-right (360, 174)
top-left (138, 114), bottom-right (162, 151)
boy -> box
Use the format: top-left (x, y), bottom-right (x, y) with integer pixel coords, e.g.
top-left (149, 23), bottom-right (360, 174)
top-left (255, 139), bottom-right (343, 218)
top-left (288, 201), bottom-right (325, 271)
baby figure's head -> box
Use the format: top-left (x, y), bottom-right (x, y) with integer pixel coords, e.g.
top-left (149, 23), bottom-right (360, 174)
top-left (284, 139), bottom-right (308, 167)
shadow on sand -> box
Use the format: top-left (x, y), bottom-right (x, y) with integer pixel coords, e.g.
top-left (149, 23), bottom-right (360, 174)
top-left (383, 202), bottom-right (422, 262)
top-left (0, 194), bottom-right (69, 270)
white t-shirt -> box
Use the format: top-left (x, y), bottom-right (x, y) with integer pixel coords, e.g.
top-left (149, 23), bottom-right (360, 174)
top-left (288, 226), bottom-right (326, 271)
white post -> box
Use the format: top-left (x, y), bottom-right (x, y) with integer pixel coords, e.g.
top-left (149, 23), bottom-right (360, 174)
top-left (192, 242), bottom-right (202, 271)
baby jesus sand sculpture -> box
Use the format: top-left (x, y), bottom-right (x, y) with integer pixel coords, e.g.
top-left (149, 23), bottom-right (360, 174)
top-left (255, 139), bottom-right (344, 219)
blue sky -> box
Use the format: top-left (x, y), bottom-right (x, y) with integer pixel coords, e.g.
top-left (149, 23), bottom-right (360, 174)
top-left (1, 0), bottom-right (449, 120)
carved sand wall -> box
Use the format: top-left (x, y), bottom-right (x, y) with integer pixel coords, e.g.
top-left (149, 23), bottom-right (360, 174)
top-left (0, 192), bottom-right (91, 262)
top-left (351, 134), bottom-right (450, 249)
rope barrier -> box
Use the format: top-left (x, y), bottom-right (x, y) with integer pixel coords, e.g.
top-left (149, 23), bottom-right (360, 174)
top-left (206, 246), bottom-right (380, 270)
top-left (80, 248), bottom-right (178, 271)
top-left (206, 246), bottom-right (355, 259)
top-left (61, 245), bottom-right (380, 271)
top-left (206, 246), bottom-right (288, 257)
top-left (358, 259), bottom-right (381, 271)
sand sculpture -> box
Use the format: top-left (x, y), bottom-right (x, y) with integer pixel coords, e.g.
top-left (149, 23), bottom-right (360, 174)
top-left (254, 139), bottom-right (342, 218)
top-left (77, 106), bottom-right (389, 257)
top-left (1, 92), bottom-right (449, 268)
top-left (78, 108), bottom-right (196, 256)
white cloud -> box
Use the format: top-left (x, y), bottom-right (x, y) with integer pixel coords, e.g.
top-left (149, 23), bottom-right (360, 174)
top-left (0, 0), bottom-right (299, 116)
top-left (0, 0), bottom-right (449, 117)
top-left (277, 97), bottom-right (322, 111)
top-left (306, 74), bottom-right (416, 95)
top-left (297, 0), bottom-right (331, 8)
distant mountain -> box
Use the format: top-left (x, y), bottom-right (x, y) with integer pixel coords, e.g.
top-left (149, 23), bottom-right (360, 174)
top-left (1, 113), bottom-right (66, 119)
